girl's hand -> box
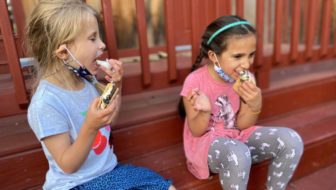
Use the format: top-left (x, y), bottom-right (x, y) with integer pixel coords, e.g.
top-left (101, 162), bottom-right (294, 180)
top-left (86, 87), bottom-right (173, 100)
top-left (187, 88), bottom-right (211, 113)
top-left (84, 95), bottom-right (120, 131)
top-left (237, 81), bottom-right (262, 112)
top-left (100, 59), bottom-right (123, 83)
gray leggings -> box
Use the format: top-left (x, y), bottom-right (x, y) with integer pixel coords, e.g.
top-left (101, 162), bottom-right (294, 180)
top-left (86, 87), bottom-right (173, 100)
top-left (208, 127), bottom-right (303, 190)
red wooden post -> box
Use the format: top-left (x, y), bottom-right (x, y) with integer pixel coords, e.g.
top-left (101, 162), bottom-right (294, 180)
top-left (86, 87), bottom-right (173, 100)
top-left (236, 0), bottom-right (244, 18)
top-left (290, 0), bottom-right (301, 62)
top-left (320, 0), bottom-right (332, 57)
top-left (164, 0), bottom-right (177, 81)
top-left (0, 0), bottom-right (28, 104)
top-left (282, 0), bottom-right (289, 43)
top-left (255, 0), bottom-right (270, 89)
top-left (216, 0), bottom-right (231, 16)
top-left (135, 0), bottom-right (151, 86)
top-left (191, 0), bottom-right (201, 66)
top-left (305, 0), bottom-right (317, 60)
top-left (10, 0), bottom-right (25, 57)
top-left (273, 0), bottom-right (283, 65)
top-left (255, 0), bottom-right (264, 68)
top-left (101, 0), bottom-right (119, 59)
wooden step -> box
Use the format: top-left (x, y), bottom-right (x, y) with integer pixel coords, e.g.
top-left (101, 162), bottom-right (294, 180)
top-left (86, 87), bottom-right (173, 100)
top-left (119, 101), bottom-right (336, 189)
top-left (1, 99), bottom-right (336, 189)
top-left (1, 60), bottom-right (335, 189)
top-left (287, 163), bottom-right (336, 190)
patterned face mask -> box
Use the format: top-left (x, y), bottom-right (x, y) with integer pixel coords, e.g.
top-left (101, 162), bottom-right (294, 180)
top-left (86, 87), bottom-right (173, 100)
top-left (62, 46), bottom-right (92, 78)
top-left (213, 54), bottom-right (234, 83)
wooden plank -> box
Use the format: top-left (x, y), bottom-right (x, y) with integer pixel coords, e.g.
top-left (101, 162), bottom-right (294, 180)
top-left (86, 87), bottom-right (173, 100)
top-left (113, 117), bottom-right (184, 161)
top-left (101, 0), bottom-right (119, 59)
top-left (9, 0), bottom-right (25, 57)
top-left (236, 0), bottom-right (244, 18)
top-left (254, 0), bottom-right (270, 89)
top-left (0, 0), bottom-right (28, 105)
top-left (290, 0), bottom-right (301, 61)
top-left (320, 0), bottom-right (332, 57)
top-left (255, 0), bottom-right (264, 68)
top-left (0, 149), bottom-right (47, 190)
top-left (305, 0), bottom-right (318, 60)
top-left (135, 0), bottom-right (151, 85)
top-left (282, 0), bottom-right (289, 43)
top-left (273, 0), bottom-right (283, 65)
top-left (190, 0), bottom-right (201, 65)
top-left (164, 0), bottom-right (177, 81)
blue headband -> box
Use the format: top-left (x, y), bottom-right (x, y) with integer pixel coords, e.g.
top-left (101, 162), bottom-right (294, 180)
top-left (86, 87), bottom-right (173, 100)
top-left (206, 21), bottom-right (251, 45)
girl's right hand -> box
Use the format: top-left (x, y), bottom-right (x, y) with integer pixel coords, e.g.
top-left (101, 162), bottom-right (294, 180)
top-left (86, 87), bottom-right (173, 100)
top-left (84, 95), bottom-right (120, 131)
top-left (187, 88), bottom-right (211, 113)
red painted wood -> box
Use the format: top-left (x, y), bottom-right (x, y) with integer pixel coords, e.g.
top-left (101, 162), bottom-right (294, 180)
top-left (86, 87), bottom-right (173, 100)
top-left (101, 0), bottom-right (119, 59)
top-left (288, 163), bottom-right (336, 190)
top-left (290, 0), bottom-right (301, 62)
top-left (273, 0), bottom-right (283, 65)
top-left (121, 67), bottom-right (190, 95)
top-left (113, 117), bottom-right (184, 161)
top-left (135, 0), bottom-right (151, 86)
top-left (236, 0), bottom-right (244, 18)
top-left (164, 0), bottom-right (177, 81)
top-left (216, 0), bottom-right (231, 16)
top-left (282, 0), bottom-right (289, 43)
top-left (191, 0), bottom-right (201, 65)
top-left (305, 0), bottom-right (318, 60)
top-left (117, 45), bottom-right (166, 58)
top-left (320, 0), bottom-right (332, 57)
top-left (255, 0), bottom-right (264, 68)
top-left (10, 0), bottom-right (25, 57)
top-left (0, 149), bottom-right (48, 190)
top-left (0, 0), bottom-right (28, 105)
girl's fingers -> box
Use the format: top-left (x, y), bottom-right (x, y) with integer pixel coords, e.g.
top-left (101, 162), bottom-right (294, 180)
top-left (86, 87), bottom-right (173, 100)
top-left (90, 97), bottom-right (100, 110)
top-left (100, 59), bottom-right (123, 82)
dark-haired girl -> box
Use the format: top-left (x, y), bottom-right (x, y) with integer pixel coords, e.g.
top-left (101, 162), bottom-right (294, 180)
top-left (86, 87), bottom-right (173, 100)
top-left (180, 15), bottom-right (303, 190)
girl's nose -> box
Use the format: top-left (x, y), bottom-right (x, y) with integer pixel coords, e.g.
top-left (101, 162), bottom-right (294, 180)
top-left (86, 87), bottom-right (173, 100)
top-left (99, 39), bottom-right (106, 51)
top-left (241, 60), bottom-right (250, 69)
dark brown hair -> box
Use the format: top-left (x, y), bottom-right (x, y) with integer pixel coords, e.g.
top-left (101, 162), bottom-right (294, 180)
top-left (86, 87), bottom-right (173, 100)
top-left (178, 15), bottom-right (256, 117)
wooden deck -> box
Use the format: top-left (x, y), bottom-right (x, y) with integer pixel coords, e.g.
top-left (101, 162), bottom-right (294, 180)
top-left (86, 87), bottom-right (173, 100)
top-left (1, 1), bottom-right (336, 189)
top-left (0, 59), bottom-right (335, 190)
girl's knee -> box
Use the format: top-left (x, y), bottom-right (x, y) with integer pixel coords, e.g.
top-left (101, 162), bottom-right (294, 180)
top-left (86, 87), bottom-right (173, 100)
top-left (277, 127), bottom-right (304, 156)
top-left (209, 138), bottom-right (252, 169)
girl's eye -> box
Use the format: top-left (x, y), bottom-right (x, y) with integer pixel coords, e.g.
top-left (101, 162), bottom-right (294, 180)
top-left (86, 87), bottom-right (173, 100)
top-left (90, 37), bottom-right (96, 41)
top-left (233, 54), bottom-right (243, 59)
top-left (249, 52), bottom-right (255, 58)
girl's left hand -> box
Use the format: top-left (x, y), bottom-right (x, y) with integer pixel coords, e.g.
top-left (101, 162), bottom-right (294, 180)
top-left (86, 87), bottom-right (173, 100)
top-left (237, 81), bottom-right (262, 112)
top-left (100, 59), bottom-right (123, 83)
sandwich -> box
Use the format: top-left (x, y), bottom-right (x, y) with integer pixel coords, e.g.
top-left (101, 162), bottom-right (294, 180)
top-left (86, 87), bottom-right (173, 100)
top-left (233, 70), bottom-right (255, 92)
top-left (97, 82), bottom-right (119, 109)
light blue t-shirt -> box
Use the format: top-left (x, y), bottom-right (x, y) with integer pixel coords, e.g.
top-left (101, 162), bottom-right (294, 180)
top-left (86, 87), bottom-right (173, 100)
top-left (27, 79), bottom-right (117, 190)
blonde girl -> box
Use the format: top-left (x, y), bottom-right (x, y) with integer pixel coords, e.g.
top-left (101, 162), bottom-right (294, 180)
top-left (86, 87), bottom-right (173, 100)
top-left (26, 0), bottom-right (174, 189)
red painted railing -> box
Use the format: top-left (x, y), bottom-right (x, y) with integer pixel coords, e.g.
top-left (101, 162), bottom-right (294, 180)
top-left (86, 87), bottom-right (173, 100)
top-left (1, 0), bottom-right (336, 116)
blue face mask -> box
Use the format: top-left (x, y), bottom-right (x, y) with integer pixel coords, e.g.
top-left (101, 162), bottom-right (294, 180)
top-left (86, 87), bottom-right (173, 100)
top-left (213, 54), bottom-right (234, 83)
top-left (62, 46), bottom-right (92, 78)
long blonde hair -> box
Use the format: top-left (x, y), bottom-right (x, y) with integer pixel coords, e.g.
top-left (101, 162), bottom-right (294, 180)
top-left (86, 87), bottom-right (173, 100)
top-left (25, 0), bottom-right (106, 95)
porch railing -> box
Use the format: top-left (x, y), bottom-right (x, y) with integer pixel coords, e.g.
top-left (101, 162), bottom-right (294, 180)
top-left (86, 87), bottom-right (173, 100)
top-left (1, 0), bottom-right (335, 114)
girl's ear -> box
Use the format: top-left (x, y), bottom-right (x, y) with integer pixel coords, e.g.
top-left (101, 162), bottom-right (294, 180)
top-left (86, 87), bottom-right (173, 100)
top-left (208, 50), bottom-right (217, 63)
top-left (55, 44), bottom-right (69, 60)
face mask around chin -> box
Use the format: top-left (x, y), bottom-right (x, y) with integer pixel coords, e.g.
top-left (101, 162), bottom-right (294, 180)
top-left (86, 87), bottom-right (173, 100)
top-left (213, 54), bottom-right (234, 83)
top-left (62, 46), bottom-right (92, 78)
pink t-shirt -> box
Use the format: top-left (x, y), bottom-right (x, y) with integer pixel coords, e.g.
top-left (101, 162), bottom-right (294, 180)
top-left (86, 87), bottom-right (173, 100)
top-left (180, 65), bottom-right (259, 179)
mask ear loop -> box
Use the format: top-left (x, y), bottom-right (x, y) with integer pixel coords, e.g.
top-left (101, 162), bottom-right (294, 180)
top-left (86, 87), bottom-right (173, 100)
top-left (213, 54), bottom-right (223, 69)
top-left (63, 45), bottom-right (85, 68)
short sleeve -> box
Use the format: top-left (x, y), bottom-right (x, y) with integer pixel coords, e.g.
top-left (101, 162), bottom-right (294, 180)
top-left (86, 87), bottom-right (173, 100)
top-left (28, 100), bottom-right (69, 141)
top-left (180, 72), bottom-right (200, 97)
